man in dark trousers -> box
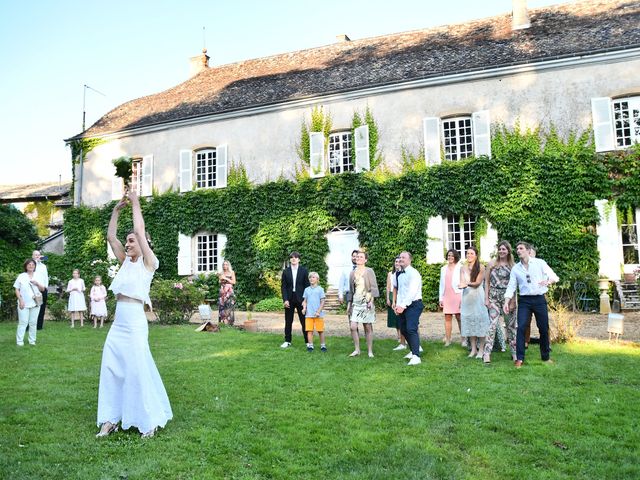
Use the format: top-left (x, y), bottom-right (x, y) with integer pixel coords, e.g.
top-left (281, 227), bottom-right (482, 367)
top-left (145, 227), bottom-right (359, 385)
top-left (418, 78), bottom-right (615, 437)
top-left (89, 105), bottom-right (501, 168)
top-left (280, 251), bottom-right (310, 348)
top-left (33, 250), bottom-right (49, 330)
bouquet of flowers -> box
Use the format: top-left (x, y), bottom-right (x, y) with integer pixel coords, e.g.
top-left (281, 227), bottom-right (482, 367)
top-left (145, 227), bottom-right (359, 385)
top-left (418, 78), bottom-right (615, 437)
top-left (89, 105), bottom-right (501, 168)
top-left (112, 156), bottom-right (133, 189)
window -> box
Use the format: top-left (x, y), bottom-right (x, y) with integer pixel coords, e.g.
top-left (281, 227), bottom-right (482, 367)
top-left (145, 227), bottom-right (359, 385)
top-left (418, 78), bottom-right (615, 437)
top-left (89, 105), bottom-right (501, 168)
top-left (195, 148), bottom-right (217, 189)
top-left (328, 132), bottom-right (353, 174)
top-left (196, 233), bottom-right (220, 273)
top-left (130, 158), bottom-right (142, 195)
top-left (423, 111), bottom-right (490, 164)
top-left (446, 215), bottom-right (476, 258)
top-left (621, 210), bottom-right (639, 265)
top-left (442, 116), bottom-right (474, 161)
top-left (613, 97), bottom-right (640, 148)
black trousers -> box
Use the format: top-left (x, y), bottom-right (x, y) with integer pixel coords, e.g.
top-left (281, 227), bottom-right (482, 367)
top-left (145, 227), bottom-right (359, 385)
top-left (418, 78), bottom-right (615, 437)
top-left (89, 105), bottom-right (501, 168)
top-left (36, 289), bottom-right (48, 330)
top-left (284, 298), bottom-right (306, 343)
top-left (516, 295), bottom-right (550, 362)
top-left (398, 300), bottom-right (424, 356)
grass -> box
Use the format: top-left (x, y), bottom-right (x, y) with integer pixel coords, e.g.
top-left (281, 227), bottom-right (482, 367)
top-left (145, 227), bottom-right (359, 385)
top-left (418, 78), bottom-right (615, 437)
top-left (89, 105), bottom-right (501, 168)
top-left (1, 322), bottom-right (639, 480)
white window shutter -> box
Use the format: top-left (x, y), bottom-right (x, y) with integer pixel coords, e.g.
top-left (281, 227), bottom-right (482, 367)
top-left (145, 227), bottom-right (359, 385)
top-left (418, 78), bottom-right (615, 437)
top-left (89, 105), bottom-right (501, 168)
top-left (177, 233), bottom-right (193, 276)
top-left (472, 110), bottom-right (491, 158)
top-left (354, 125), bottom-right (370, 172)
top-left (426, 216), bottom-right (446, 264)
top-left (141, 154), bottom-right (153, 197)
top-left (591, 97), bottom-right (615, 152)
top-left (179, 150), bottom-right (193, 192)
top-left (423, 117), bottom-right (441, 165)
top-left (595, 199), bottom-right (623, 280)
top-left (216, 144), bottom-right (228, 188)
top-left (309, 132), bottom-right (325, 178)
top-left (111, 177), bottom-right (123, 201)
top-left (217, 233), bottom-right (227, 272)
top-left (479, 220), bottom-right (499, 263)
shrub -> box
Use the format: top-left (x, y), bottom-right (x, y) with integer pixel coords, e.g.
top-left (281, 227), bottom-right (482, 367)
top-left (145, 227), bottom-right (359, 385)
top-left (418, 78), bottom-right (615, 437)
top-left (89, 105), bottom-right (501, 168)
top-left (0, 270), bottom-right (19, 322)
top-left (48, 297), bottom-right (68, 322)
top-left (253, 297), bottom-right (284, 312)
top-left (548, 292), bottom-right (583, 343)
top-left (151, 279), bottom-right (206, 324)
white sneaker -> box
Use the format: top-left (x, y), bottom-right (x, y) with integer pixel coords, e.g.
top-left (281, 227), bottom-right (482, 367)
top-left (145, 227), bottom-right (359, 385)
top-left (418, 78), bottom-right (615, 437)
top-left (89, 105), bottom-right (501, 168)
top-left (407, 356), bottom-right (422, 366)
top-left (419, 345), bottom-right (424, 353)
top-left (393, 344), bottom-right (407, 351)
top-left (404, 352), bottom-right (414, 359)
top-left (280, 342), bottom-right (291, 348)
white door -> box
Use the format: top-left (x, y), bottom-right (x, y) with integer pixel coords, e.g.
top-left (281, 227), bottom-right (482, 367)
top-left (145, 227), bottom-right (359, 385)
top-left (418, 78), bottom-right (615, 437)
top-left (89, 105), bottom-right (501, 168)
top-left (325, 227), bottom-right (360, 288)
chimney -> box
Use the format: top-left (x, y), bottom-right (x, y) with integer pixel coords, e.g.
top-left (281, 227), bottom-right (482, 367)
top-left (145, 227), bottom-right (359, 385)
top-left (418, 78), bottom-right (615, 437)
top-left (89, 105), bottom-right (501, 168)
top-left (189, 48), bottom-right (210, 78)
top-left (335, 34), bottom-right (351, 43)
top-left (512, 0), bottom-right (531, 30)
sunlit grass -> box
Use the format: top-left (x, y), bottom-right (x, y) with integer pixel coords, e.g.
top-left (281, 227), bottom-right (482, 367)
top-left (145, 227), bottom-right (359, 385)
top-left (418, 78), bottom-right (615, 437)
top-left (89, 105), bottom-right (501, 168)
top-left (1, 322), bottom-right (638, 479)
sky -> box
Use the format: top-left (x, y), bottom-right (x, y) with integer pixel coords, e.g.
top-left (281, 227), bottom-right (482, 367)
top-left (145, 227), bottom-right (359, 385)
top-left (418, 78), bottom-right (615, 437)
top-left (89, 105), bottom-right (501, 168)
top-left (0, 0), bottom-right (565, 185)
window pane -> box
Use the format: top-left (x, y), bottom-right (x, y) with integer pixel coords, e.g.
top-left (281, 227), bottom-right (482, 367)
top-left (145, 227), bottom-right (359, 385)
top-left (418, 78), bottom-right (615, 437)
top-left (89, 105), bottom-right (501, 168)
top-left (328, 132), bottom-right (353, 174)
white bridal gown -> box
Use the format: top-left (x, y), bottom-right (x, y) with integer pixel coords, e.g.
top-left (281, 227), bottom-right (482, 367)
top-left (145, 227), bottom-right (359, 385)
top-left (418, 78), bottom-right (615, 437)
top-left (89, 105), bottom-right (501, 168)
top-left (97, 255), bottom-right (172, 433)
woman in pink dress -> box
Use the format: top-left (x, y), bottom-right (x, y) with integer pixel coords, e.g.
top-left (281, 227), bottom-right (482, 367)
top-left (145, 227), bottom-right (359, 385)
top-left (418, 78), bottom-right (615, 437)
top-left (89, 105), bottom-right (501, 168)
top-left (439, 249), bottom-right (463, 347)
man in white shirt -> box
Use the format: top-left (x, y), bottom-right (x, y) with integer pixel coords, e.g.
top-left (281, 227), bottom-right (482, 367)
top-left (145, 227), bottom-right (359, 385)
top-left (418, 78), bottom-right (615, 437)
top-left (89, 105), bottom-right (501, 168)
top-left (393, 251), bottom-right (424, 366)
top-left (32, 250), bottom-right (49, 330)
top-left (504, 242), bottom-right (559, 368)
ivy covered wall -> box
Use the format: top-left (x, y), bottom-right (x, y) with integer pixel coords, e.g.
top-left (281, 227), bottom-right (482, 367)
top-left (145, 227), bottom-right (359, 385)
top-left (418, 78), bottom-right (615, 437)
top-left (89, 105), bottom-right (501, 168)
top-left (54, 129), bottom-right (640, 310)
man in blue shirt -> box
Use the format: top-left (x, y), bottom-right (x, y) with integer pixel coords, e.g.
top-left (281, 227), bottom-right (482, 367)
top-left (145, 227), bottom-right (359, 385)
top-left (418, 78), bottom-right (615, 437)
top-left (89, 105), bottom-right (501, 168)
top-left (504, 242), bottom-right (559, 368)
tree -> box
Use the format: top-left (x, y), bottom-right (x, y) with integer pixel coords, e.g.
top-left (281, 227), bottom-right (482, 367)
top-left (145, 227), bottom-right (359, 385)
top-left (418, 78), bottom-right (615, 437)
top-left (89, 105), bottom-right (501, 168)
top-left (0, 204), bottom-right (38, 271)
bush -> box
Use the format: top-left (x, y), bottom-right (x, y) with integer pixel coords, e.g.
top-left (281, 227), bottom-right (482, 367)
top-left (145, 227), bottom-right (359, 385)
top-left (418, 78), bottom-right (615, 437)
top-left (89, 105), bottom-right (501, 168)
top-left (254, 296), bottom-right (283, 312)
top-left (0, 270), bottom-right (19, 322)
top-left (48, 297), bottom-right (68, 322)
top-left (151, 279), bottom-right (206, 324)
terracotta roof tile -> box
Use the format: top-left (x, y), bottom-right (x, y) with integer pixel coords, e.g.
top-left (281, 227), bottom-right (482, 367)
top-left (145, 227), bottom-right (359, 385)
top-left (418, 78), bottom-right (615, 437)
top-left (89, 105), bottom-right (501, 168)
top-left (75, 0), bottom-right (640, 139)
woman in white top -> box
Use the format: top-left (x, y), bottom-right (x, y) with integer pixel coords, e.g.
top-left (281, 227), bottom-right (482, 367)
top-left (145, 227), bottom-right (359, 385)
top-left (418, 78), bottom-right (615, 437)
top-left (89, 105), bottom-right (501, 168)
top-left (66, 269), bottom-right (87, 327)
top-left (14, 258), bottom-right (45, 346)
top-left (96, 189), bottom-right (172, 438)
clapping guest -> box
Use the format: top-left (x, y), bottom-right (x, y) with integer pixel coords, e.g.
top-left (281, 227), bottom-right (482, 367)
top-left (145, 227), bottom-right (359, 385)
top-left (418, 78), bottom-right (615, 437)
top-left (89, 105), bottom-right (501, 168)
top-left (458, 247), bottom-right (490, 359)
top-left (66, 269), bottom-right (87, 328)
top-left (348, 251), bottom-right (379, 358)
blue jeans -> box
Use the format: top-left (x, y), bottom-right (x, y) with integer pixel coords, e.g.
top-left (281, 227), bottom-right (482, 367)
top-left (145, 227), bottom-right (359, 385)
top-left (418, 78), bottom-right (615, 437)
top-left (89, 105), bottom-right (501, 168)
top-left (399, 300), bottom-right (424, 356)
top-left (516, 295), bottom-right (550, 362)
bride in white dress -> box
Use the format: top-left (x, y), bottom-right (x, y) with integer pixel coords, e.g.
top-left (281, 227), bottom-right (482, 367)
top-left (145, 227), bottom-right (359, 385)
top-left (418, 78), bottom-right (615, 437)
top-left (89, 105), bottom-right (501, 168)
top-left (96, 189), bottom-right (172, 438)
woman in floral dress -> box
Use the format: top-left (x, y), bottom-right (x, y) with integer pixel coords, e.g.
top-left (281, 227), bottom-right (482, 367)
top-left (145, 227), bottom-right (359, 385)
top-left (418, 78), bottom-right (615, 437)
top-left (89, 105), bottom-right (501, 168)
top-left (218, 261), bottom-right (236, 325)
top-left (483, 241), bottom-right (516, 363)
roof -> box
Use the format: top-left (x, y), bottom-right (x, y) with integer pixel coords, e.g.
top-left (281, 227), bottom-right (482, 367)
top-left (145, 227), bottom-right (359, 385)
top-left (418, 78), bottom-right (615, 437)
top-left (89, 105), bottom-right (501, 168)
top-left (0, 182), bottom-right (72, 204)
top-left (75, 0), bottom-right (640, 139)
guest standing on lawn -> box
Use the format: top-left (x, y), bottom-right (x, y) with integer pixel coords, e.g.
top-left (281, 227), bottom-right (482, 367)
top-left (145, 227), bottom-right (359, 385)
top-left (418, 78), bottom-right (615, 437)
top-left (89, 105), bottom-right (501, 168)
top-left (96, 189), bottom-right (172, 438)
top-left (393, 251), bottom-right (424, 366)
top-left (439, 249), bottom-right (463, 347)
top-left (302, 272), bottom-right (327, 352)
top-left (90, 276), bottom-right (108, 328)
top-left (218, 260), bottom-right (236, 325)
top-left (483, 241), bottom-right (516, 363)
top-left (504, 241), bottom-right (559, 368)
top-left (14, 259), bottom-right (45, 346)
top-left (387, 257), bottom-right (406, 351)
top-left (32, 250), bottom-right (49, 330)
top-left (459, 246), bottom-right (490, 360)
top-left (280, 252), bottom-right (310, 348)
top-left (66, 269), bottom-right (87, 328)
top-left (348, 251), bottom-right (379, 358)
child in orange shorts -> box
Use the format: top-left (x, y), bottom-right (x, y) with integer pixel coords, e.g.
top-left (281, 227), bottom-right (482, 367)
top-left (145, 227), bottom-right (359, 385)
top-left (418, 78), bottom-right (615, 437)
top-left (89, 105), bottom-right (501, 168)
top-left (302, 272), bottom-right (326, 352)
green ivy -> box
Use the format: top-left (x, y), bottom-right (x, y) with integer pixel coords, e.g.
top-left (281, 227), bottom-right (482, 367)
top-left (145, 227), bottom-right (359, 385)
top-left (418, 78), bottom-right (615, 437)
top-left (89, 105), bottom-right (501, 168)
top-left (68, 137), bottom-right (108, 201)
top-left (55, 127), bottom-right (640, 310)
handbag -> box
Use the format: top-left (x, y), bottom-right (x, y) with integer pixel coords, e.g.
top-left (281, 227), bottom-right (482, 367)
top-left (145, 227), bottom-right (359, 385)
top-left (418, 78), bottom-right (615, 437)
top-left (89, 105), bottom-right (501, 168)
top-left (30, 283), bottom-right (43, 307)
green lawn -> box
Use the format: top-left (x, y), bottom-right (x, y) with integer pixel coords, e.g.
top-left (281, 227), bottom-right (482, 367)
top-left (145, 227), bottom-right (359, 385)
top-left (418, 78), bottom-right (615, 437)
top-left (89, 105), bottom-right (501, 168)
top-left (1, 322), bottom-right (639, 480)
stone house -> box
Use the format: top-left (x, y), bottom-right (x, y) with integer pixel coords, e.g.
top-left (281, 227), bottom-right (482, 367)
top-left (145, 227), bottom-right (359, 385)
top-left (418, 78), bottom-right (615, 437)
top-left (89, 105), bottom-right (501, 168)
top-left (67, 0), bottom-right (640, 286)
